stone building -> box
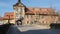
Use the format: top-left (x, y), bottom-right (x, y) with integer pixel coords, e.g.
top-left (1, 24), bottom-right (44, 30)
top-left (3, 0), bottom-right (59, 26)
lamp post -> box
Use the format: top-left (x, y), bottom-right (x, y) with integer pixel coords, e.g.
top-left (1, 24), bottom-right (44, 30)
top-left (8, 15), bottom-right (10, 24)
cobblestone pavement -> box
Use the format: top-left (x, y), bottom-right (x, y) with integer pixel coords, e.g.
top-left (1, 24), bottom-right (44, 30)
top-left (6, 25), bottom-right (60, 34)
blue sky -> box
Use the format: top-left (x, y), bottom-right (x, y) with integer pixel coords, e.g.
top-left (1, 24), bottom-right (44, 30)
top-left (0, 0), bottom-right (60, 17)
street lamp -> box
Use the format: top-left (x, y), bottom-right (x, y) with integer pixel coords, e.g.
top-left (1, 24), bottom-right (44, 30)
top-left (8, 15), bottom-right (10, 24)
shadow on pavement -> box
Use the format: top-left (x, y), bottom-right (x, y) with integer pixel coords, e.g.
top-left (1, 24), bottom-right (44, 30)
top-left (0, 23), bottom-right (13, 34)
top-left (3, 23), bottom-right (60, 34)
top-left (50, 23), bottom-right (60, 29)
top-left (6, 26), bottom-right (60, 34)
top-left (22, 29), bottom-right (60, 34)
top-left (6, 24), bottom-right (60, 34)
top-left (6, 25), bottom-right (22, 34)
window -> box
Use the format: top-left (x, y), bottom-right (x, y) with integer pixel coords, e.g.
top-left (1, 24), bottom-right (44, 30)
top-left (16, 13), bottom-right (20, 18)
top-left (54, 16), bottom-right (56, 18)
top-left (51, 16), bottom-right (56, 19)
top-left (41, 15), bottom-right (44, 18)
top-left (29, 15), bottom-right (33, 18)
top-left (27, 21), bottom-right (29, 24)
top-left (16, 14), bottom-right (18, 17)
top-left (39, 15), bottom-right (40, 19)
top-left (31, 15), bottom-right (32, 18)
top-left (30, 21), bottom-right (33, 24)
top-left (40, 15), bottom-right (42, 19)
top-left (42, 21), bottom-right (44, 24)
top-left (17, 8), bottom-right (22, 12)
top-left (27, 15), bottom-right (29, 18)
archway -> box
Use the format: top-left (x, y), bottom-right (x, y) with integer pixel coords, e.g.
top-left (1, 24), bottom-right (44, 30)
top-left (16, 19), bottom-right (22, 25)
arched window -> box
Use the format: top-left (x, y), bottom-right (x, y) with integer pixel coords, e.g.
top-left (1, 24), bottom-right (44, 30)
top-left (27, 21), bottom-right (29, 24)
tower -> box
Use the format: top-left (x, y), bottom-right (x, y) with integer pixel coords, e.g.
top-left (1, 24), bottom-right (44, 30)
top-left (13, 0), bottom-right (25, 25)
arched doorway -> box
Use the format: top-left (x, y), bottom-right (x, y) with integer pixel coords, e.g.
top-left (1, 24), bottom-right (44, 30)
top-left (16, 17), bottom-right (24, 25)
top-left (16, 20), bottom-right (22, 25)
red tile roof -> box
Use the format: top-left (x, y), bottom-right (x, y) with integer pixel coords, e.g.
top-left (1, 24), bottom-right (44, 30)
top-left (3, 12), bottom-right (14, 20)
top-left (3, 8), bottom-right (57, 20)
top-left (26, 7), bottom-right (55, 15)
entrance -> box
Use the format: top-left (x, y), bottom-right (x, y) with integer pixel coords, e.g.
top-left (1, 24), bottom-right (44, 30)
top-left (16, 17), bottom-right (24, 25)
top-left (16, 20), bottom-right (22, 25)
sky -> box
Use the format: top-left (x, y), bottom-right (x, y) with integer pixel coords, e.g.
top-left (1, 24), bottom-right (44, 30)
top-left (0, 0), bottom-right (60, 17)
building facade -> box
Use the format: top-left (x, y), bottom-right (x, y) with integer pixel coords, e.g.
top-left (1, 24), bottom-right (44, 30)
top-left (3, 12), bottom-right (14, 24)
top-left (0, 16), bottom-right (4, 25)
top-left (3, 0), bottom-right (59, 26)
